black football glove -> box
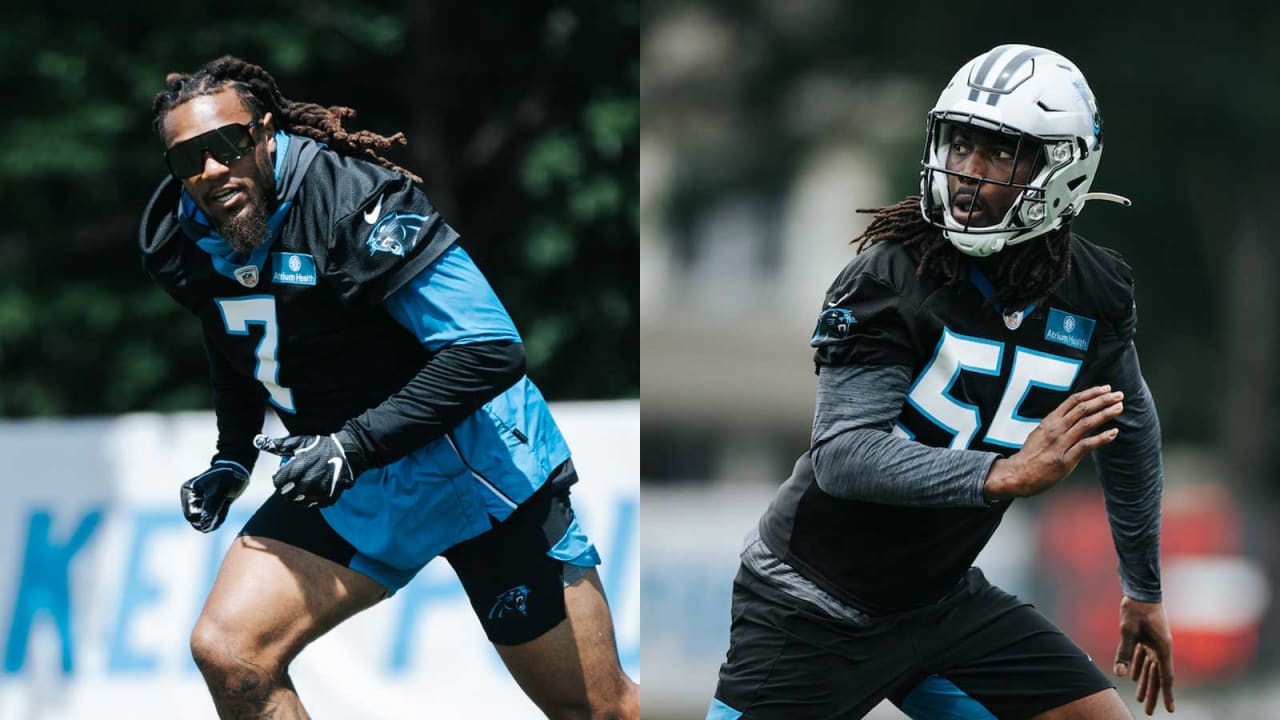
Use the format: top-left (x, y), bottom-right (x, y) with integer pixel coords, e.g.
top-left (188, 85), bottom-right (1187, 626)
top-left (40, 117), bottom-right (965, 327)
top-left (181, 460), bottom-right (251, 533)
top-left (253, 433), bottom-right (364, 508)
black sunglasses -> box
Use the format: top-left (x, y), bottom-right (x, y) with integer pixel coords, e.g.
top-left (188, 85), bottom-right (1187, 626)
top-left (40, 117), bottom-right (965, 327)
top-left (164, 120), bottom-right (260, 179)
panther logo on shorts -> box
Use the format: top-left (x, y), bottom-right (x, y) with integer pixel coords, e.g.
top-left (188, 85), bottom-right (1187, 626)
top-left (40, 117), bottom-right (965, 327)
top-left (488, 585), bottom-right (531, 620)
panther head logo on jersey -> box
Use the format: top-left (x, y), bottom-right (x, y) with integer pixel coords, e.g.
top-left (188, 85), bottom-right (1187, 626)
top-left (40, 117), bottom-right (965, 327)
top-left (812, 307), bottom-right (857, 344)
top-left (366, 211), bottom-right (428, 257)
top-left (488, 585), bottom-right (531, 620)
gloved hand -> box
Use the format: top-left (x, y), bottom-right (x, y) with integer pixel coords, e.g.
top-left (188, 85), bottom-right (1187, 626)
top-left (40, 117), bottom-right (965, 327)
top-left (181, 460), bottom-right (251, 533)
top-left (253, 433), bottom-right (364, 508)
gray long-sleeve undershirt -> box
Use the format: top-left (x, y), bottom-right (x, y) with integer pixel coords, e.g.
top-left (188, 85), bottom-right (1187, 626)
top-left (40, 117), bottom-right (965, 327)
top-left (809, 346), bottom-right (1163, 602)
top-left (810, 365), bottom-right (998, 507)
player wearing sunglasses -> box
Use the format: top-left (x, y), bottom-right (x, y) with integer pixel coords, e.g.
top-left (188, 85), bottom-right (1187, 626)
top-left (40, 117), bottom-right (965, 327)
top-left (139, 56), bottom-right (638, 720)
top-left (164, 119), bottom-right (259, 178)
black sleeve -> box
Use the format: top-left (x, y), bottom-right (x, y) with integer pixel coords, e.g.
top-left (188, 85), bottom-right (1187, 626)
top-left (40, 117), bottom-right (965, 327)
top-left (1091, 246), bottom-right (1139, 364)
top-left (1094, 343), bottom-right (1164, 602)
top-left (337, 340), bottom-right (525, 470)
top-left (204, 336), bottom-right (267, 471)
top-left (324, 174), bottom-right (460, 308)
top-left (139, 178), bottom-right (203, 314)
top-left (812, 270), bottom-right (915, 370)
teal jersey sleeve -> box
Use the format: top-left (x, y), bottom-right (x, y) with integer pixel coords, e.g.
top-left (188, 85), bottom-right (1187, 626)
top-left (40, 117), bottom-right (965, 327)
top-left (383, 245), bottom-right (521, 351)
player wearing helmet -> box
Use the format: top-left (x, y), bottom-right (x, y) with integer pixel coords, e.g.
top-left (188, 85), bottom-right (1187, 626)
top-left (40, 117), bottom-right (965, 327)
top-left (706, 45), bottom-right (1174, 719)
top-left (920, 45), bottom-right (1130, 256)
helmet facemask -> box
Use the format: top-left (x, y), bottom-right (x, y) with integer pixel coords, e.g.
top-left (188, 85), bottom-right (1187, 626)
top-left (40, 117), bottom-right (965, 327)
top-left (921, 115), bottom-right (1077, 256)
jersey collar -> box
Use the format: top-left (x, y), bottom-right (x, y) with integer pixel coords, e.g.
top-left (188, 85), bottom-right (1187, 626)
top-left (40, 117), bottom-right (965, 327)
top-left (968, 265), bottom-right (1037, 320)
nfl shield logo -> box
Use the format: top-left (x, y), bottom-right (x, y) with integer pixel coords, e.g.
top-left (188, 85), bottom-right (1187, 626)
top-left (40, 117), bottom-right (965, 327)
top-left (1003, 309), bottom-right (1024, 330)
top-left (234, 265), bottom-right (259, 288)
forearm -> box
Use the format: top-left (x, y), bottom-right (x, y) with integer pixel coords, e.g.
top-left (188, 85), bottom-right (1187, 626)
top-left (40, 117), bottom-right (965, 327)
top-left (205, 339), bottom-right (266, 471)
top-left (813, 429), bottom-right (997, 506)
top-left (811, 364), bottom-right (999, 507)
top-left (338, 340), bottom-right (525, 469)
top-left (1096, 346), bottom-right (1164, 602)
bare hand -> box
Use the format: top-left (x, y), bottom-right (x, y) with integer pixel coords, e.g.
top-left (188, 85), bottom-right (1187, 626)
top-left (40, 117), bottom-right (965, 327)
top-left (983, 384), bottom-right (1124, 500)
top-left (1116, 597), bottom-right (1175, 715)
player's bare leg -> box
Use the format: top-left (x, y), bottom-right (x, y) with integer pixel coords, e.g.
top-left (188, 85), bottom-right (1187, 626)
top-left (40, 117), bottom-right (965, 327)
top-left (1031, 688), bottom-right (1133, 719)
top-left (189, 536), bottom-right (386, 719)
top-left (495, 568), bottom-right (639, 719)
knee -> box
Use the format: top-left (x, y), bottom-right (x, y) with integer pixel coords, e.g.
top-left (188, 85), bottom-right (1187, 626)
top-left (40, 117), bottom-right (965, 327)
top-left (563, 678), bottom-right (638, 720)
top-left (189, 613), bottom-right (279, 680)
top-left (543, 702), bottom-right (634, 720)
top-left (603, 679), bottom-right (641, 720)
top-left (190, 615), bottom-right (233, 678)
top-left (595, 687), bottom-right (640, 720)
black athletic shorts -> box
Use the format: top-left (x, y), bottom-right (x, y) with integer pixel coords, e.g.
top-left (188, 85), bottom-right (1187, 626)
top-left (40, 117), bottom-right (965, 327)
top-left (712, 564), bottom-right (1112, 719)
top-left (241, 460), bottom-right (586, 646)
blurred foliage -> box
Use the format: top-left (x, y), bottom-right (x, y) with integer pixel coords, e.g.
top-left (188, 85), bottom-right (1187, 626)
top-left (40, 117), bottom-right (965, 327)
top-left (0, 0), bottom-right (638, 416)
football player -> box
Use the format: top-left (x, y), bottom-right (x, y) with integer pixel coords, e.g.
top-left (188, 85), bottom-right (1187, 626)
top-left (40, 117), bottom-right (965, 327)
top-left (139, 56), bottom-right (637, 719)
top-left (708, 45), bottom-right (1174, 719)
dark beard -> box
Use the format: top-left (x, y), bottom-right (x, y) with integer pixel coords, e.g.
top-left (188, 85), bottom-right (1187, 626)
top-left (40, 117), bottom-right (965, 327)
top-left (217, 153), bottom-right (277, 254)
top-left (219, 205), bottom-right (269, 254)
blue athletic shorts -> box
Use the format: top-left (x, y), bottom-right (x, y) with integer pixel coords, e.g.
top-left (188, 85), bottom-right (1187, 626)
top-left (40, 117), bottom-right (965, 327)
top-left (240, 459), bottom-right (600, 645)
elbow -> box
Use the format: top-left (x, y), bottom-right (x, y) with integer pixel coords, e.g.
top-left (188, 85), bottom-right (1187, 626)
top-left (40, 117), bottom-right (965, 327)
top-left (496, 341), bottom-right (526, 386)
top-left (470, 341), bottom-right (526, 398)
top-left (435, 340), bottom-right (527, 399)
top-left (811, 451), bottom-right (838, 496)
top-left (810, 442), bottom-right (864, 499)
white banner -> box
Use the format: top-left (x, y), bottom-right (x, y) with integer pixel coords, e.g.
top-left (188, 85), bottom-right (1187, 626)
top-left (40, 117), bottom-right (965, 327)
top-left (0, 401), bottom-right (638, 719)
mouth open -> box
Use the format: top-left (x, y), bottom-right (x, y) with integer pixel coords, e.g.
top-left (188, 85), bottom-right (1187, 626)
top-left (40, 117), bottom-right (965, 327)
top-left (951, 192), bottom-right (993, 226)
top-left (207, 187), bottom-right (247, 212)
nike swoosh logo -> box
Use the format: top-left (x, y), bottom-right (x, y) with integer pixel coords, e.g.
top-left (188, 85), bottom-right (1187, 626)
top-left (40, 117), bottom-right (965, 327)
top-left (827, 289), bottom-right (855, 308)
top-left (327, 457), bottom-right (343, 496)
top-left (363, 194), bottom-right (384, 225)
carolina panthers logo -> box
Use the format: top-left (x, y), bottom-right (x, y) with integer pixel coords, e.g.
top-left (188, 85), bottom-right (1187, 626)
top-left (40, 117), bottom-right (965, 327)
top-left (1071, 78), bottom-right (1103, 144)
top-left (366, 211), bottom-right (428, 257)
top-left (811, 307), bottom-right (856, 343)
top-left (488, 585), bottom-right (531, 620)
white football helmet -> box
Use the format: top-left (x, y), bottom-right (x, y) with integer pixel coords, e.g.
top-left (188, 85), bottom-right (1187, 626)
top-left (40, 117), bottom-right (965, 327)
top-left (919, 44), bottom-right (1130, 256)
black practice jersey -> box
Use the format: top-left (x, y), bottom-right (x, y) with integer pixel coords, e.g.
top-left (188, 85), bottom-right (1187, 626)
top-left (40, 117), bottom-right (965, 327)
top-left (759, 235), bottom-right (1137, 613)
top-left (140, 140), bottom-right (459, 469)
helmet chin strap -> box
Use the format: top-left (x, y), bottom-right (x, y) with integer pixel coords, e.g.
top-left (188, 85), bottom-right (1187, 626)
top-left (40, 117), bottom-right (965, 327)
top-left (949, 192), bottom-right (1131, 257)
top-left (1076, 192), bottom-right (1132, 208)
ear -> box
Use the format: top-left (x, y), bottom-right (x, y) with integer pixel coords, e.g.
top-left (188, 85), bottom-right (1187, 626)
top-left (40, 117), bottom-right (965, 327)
top-left (158, 114), bottom-right (176, 150)
top-left (261, 111), bottom-right (276, 154)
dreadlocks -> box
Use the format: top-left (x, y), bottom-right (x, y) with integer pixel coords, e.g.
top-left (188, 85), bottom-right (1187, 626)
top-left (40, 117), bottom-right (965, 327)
top-left (152, 55), bottom-right (422, 184)
top-left (853, 196), bottom-right (1073, 311)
